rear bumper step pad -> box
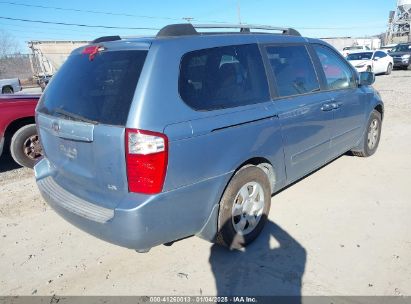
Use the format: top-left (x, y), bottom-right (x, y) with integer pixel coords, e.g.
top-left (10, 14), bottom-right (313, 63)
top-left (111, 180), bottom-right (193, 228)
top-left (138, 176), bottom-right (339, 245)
top-left (38, 177), bottom-right (114, 223)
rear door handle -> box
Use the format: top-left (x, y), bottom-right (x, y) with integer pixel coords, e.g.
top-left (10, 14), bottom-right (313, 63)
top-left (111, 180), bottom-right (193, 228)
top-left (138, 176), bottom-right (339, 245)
top-left (321, 104), bottom-right (333, 111)
top-left (321, 101), bottom-right (342, 111)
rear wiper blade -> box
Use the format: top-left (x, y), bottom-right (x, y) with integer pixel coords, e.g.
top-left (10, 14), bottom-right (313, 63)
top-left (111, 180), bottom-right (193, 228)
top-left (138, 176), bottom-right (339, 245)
top-left (53, 108), bottom-right (98, 125)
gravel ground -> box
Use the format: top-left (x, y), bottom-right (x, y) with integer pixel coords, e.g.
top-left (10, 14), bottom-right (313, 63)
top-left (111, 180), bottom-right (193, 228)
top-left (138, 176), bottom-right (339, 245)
top-left (0, 70), bottom-right (410, 296)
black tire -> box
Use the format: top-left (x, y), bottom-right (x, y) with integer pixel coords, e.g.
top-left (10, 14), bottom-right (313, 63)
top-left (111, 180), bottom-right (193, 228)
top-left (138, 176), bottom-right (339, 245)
top-left (10, 124), bottom-right (42, 168)
top-left (385, 63), bottom-right (393, 75)
top-left (366, 66), bottom-right (372, 72)
top-left (216, 166), bottom-right (271, 250)
top-left (351, 110), bottom-right (382, 157)
top-left (2, 86), bottom-right (13, 94)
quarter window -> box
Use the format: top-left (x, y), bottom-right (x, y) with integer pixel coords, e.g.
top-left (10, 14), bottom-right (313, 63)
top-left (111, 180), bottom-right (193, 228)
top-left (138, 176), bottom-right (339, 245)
top-left (179, 44), bottom-right (270, 111)
top-left (265, 45), bottom-right (320, 97)
top-left (313, 45), bottom-right (356, 90)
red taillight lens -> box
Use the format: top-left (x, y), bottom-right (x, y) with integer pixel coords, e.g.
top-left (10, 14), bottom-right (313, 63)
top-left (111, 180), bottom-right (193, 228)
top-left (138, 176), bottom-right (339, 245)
top-left (82, 45), bottom-right (99, 54)
top-left (125, 129), bottom-right (168, 194)
top-left (82, 45), bottom-right (105, 61)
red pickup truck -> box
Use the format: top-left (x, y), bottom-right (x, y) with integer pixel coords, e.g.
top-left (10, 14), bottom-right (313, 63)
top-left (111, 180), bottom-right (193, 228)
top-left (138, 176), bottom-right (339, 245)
top-left (0, 94), bottom-right (42, 168)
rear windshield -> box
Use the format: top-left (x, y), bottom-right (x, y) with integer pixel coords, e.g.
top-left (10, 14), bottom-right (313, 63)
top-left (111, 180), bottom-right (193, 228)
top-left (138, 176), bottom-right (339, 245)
top-left (37, 50), bottom-right (147, 126)
top-left (346, 52), bottom-right (373, 60)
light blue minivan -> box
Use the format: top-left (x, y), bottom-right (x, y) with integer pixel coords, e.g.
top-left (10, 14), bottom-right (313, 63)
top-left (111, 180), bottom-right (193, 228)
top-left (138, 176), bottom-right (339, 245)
top-left (34, 24), bottom-right (383, 251)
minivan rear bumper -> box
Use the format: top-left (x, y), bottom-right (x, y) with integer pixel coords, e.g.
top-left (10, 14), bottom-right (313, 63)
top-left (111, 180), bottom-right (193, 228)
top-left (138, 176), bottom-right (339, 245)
top-left (35, 158), bottom-right (229, 250)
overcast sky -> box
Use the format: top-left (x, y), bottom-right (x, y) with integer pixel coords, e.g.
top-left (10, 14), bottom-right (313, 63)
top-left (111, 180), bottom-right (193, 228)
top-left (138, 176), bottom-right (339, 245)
top-left (0, 0), bottom-right (396, 53)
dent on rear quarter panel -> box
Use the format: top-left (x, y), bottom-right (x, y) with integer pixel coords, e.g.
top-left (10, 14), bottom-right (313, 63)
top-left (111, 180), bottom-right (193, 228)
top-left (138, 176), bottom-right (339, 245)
top-left (163, 107), bottom-right (287, 193)
top-left (162, 110), bottom-right (287, 243)
top-left (135, 37), bottom-right (289, 193)
top-left (128, 36), bottom-right (288, 221)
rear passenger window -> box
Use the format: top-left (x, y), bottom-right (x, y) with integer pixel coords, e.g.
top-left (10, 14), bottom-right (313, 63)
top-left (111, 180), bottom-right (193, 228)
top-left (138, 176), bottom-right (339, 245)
top-left (179, 44), bottom-right (270, 111)
top-left (374, 51), bottom-right (387, 59)
top-left (265, 45), bottom-right (319, 97)
top-left (313, 45), bottom-right (356, 90)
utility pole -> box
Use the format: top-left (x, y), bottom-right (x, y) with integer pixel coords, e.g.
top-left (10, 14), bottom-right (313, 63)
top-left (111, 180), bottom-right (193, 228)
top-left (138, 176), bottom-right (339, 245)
top-left (182, 17), bottom-right (194, 23)
top-left (237, 0), bottom-right (242, 24)
top-left (386, 10), bottom-right (395, 44)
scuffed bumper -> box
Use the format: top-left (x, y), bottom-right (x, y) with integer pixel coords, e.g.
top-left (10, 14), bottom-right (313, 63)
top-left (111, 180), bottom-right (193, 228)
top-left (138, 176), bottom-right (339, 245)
top-left (393, 58), bottom-right (410, 68)
top-left (35, 158), bottom-right (229, 250)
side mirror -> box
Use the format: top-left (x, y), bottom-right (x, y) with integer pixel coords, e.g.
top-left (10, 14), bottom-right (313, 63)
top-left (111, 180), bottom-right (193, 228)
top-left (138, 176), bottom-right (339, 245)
top-left (374, 57), bottom-right (380, 61)
top-left (359, 71), bottom-right (375, 86)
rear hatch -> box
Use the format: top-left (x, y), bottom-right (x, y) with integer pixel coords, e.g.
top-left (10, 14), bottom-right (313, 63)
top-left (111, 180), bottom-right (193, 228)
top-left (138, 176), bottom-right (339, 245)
top-left (36, 45), bottom-right (148, 209)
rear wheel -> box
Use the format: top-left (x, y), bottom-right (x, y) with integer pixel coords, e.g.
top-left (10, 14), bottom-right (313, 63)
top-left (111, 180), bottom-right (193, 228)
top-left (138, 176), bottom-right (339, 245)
top-left (2, 86), bottom-right (13, 94)
top-left (216, 166), bottom-right (271, 250)
top-left (10, 124), bottom-right (43, 168)
top-left (351, 110), bottom-right (382, 157)
top-left (385, 63), bottom-right (393, 75)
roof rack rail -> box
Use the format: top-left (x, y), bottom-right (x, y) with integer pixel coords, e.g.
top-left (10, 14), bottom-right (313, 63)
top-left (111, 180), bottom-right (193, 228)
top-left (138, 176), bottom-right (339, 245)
top-left (156, 23), bottom-right (301, 38)
top-left (92, 35), bottom-right (121, 43)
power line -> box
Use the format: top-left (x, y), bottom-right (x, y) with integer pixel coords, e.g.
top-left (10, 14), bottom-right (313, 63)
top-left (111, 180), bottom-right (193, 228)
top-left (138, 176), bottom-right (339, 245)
top-left (0, 21), bottom-right (140, 34)
top-left (3, 27), bottom-right (96, 38)
top-left (0, 14), bottom-right (386, 37)
top-left (0, 1), bottom-right (388, 31)
top-left (0, 1), bottom-right (181, 21)
top-left (0, 16), bottom-right (161, 30)
top-left (0, 1), bottom-right (229, 24)
top-left (1, 15), bottom-right (386, 32)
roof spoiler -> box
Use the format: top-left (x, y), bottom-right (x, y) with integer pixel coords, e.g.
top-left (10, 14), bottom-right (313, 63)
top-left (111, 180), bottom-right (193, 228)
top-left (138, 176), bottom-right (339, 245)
top-left (92, 36), bottom-right (121, 43)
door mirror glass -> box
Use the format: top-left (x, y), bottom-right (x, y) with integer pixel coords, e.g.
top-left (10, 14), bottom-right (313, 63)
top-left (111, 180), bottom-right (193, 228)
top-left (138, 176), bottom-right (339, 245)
top-left (374, 56), bottom-right (380, 61)
top-left (359, 71), bottom-right (375, 86)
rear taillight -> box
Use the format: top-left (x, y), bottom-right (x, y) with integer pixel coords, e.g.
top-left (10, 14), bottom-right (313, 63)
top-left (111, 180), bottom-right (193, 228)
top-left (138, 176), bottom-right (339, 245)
top-left (82, 45), bottom-right (105, 61)
top-left (125, 129), bottom-right (168, 194)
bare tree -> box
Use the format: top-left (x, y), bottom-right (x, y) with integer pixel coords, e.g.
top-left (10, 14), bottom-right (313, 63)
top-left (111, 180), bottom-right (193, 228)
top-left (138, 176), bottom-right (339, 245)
top-left (0, 31), bottom-right (25, 78)
top-left (0, 30), bottom-right (19, 58)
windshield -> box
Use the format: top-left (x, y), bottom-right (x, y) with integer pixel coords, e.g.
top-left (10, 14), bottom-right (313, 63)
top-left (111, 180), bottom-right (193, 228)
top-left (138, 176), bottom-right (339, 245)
top-left (37, 50), bottom-right (147, 126)
top-left (346, 52), bottom-right (373, 61)
top-left (392, 44), bottom-right (411, 52)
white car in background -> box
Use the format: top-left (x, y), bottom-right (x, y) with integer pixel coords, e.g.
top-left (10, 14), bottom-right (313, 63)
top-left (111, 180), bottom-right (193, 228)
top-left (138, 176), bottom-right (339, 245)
top-left (341, 45), bottom-right (370, 57)
top-left (346, 50), bottom-right (393, 75)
